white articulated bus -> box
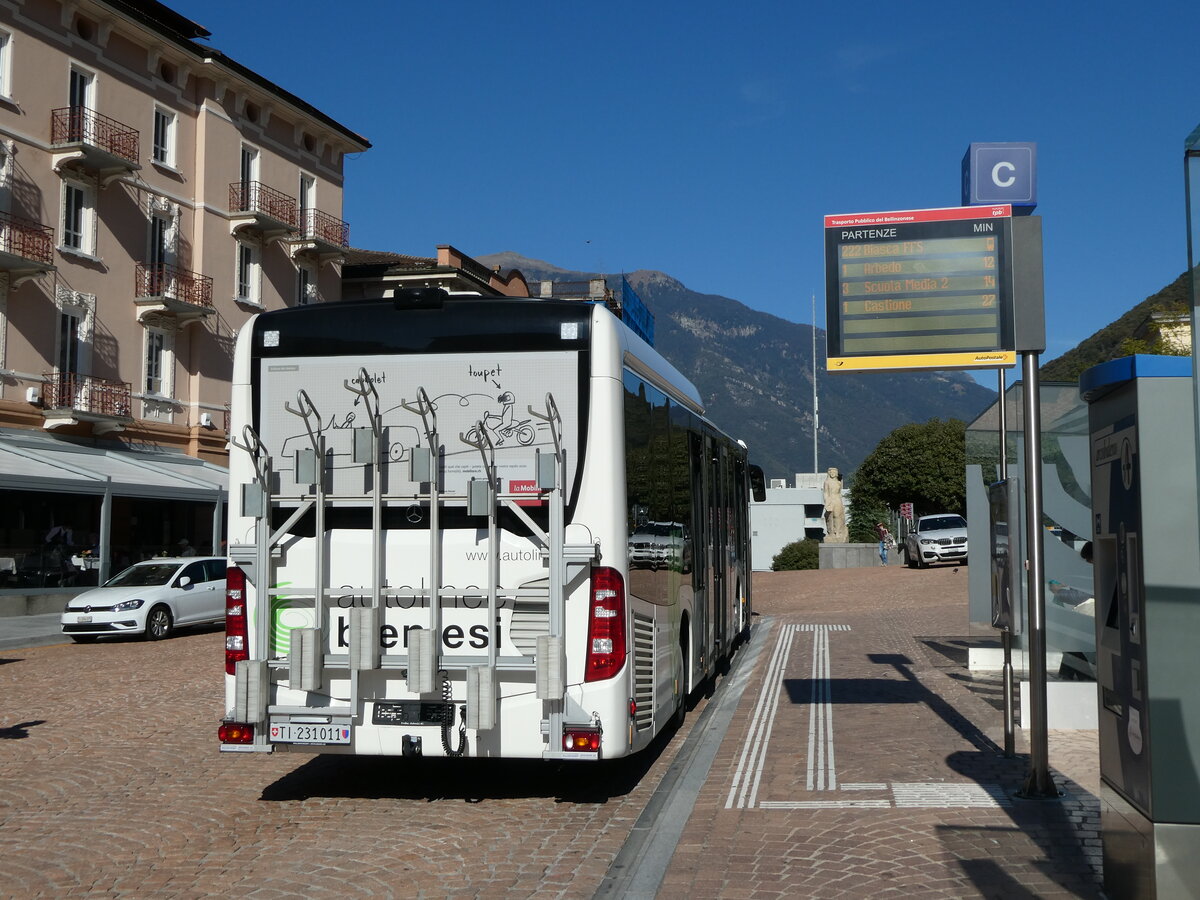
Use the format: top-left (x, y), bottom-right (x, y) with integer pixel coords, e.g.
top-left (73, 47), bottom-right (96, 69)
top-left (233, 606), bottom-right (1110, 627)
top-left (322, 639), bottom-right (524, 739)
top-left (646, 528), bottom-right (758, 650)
top-left (219, 288), bottom-right (764, 760)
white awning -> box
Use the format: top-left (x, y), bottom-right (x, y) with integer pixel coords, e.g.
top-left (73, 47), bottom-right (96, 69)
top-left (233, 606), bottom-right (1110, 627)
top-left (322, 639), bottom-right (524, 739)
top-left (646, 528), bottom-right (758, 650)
top-left (0, 429), bottom-right (227, 502)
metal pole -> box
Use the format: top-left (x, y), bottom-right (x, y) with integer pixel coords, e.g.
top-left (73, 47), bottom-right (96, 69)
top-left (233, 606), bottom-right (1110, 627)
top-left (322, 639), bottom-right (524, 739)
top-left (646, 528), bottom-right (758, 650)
top-left (998, 371), bottom-right (1009, 476)
top-left (211, 494), bottom-right (222, 559)
top-left (1183, 139), bottom-right (1200, 569)
top-left (1020, 352), bottom-right (1057, 797)
top-left (998, 371), bottom-right (1015, 758)
top-left (812, 293), bottom-right (819, 473)
top-left (98, 477), bottom-right (112, 584)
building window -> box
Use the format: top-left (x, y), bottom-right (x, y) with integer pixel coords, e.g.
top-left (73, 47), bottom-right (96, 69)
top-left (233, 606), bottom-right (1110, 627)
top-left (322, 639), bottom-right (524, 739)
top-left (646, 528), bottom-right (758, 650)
top-left (298, 173), bottom-right (315, 235)
top-left (58, 308), bottom-right (81, 375)
top-left (0, 30), bottom-right (12, 100)
top-left (235, 240), bottom-right (260, 305)
top-left (53, 288), bottom-right (95, 391)
top-left (0, 143), bottom-right (11, 215)
top-left (297, 261), bottom-right (316, 305)
top-left (67, 65), bottom-right (95, 143)
top-left (148, 213), bottom-right (168, 269)
top-left (144, 328), bottom-right (165, 394)
top-left (69, 65), bottom-right (93, 110)
top-left (61, 179), bottom-right (95, 254)
top-left (152, 106), bottom-right (175, 166)
top-left (240, 144), bottom-right (258, 185)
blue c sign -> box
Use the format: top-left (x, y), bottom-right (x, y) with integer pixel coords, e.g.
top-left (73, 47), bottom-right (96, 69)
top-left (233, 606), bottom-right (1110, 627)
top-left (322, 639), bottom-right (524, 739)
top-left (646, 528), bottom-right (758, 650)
top-left (961, 142), bottom-right (1037, 209)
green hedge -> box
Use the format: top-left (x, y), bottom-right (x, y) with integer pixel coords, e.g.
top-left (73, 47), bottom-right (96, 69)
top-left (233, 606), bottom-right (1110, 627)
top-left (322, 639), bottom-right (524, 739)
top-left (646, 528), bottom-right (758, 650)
top-left (771, 539), bottom-right (820, 571)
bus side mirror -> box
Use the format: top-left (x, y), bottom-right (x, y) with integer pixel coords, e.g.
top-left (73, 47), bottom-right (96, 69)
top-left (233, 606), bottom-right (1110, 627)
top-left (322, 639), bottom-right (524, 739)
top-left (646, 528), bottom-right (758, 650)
top-left (749, 465), bottom-right (766, 503)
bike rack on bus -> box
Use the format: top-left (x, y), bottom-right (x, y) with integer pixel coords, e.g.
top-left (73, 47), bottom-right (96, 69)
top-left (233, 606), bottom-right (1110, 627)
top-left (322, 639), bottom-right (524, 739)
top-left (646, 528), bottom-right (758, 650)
top-left (343, 368), bottom-right (385, 673)
top-left (228, 377), bottom-right (598, 757)
top-left (529, 394), bottom-right (600, 755)
top-left (226, 423), bottom-right (273, 748)
top-left (399, 387), bottom-right (441, 695)
top-left (459, 419), bottom-right (500, 730)
top-left (279, 389), bottom-right (331, 696)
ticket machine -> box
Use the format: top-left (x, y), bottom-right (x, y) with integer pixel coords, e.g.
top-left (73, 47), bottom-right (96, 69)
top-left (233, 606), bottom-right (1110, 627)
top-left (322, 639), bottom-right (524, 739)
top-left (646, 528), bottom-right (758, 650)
top-left (1081, 355), bottom-right (1200, 897)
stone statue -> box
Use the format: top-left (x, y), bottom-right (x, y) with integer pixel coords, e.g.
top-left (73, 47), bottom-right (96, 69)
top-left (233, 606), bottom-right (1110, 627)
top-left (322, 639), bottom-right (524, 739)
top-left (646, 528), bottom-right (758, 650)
top-left (823, 467), bottom-right (848, 543)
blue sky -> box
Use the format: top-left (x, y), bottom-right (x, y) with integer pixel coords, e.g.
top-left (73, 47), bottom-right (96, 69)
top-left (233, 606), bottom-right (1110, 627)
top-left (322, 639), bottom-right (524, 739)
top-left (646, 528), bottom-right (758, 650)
top-left (173, 1), bottom-right (1199, 376)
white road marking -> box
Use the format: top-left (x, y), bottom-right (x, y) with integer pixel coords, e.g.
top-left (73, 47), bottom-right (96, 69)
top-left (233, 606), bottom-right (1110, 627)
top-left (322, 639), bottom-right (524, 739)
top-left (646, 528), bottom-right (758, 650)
top-left (724, 624), bottom-right (796, 809)
top-left (721, 624), bottom-right (1031, 813)
top-left (805, 625), bottom-right (837, 791)
top-left (759, 784), bottom-right (1013, 810)
top-left (891, 782), bottom-right (1014, 808)
top-left (760, 799), bottom-right (893, 809)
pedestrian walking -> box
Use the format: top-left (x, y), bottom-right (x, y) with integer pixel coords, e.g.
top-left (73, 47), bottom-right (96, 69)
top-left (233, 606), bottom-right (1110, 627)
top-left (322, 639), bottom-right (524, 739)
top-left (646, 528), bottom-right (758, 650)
top-left (874, 522), bottom-right (893, 565)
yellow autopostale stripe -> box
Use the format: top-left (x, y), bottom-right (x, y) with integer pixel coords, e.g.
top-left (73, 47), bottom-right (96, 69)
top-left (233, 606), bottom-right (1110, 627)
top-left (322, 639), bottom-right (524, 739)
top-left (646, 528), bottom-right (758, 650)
top-left (826, 350), bottom-right (1016, 371)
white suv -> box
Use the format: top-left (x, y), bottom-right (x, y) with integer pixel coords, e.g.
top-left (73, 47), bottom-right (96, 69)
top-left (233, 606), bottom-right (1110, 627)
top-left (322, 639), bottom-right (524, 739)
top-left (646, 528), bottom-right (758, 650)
top-left (905, 515), bottom-right (968, 568)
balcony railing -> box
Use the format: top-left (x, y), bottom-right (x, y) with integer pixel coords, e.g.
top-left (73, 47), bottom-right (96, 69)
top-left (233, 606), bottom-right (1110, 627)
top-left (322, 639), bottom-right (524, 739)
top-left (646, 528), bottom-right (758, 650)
top-left (299, 208), bottom-right (350, 248)
top-left (135, 262), bottom-right (214, 309)
top-left (0, 210), bottom-right (55, 267)
top-left (51, 106), bottom-right (140, 166)
top-left (229, 181), bottom-right (297, 228)
top-left (43, 372), bottom-right (132, 418)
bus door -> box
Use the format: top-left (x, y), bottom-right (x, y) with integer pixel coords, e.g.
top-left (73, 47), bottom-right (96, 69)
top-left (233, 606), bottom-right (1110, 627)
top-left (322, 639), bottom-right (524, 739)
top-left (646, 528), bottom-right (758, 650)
top-left (709, 438), bottom-right (729, 660)
top-left (733, 456), bottom-right (749, 632)
top-left (689, 432), bottom-right (711, 677)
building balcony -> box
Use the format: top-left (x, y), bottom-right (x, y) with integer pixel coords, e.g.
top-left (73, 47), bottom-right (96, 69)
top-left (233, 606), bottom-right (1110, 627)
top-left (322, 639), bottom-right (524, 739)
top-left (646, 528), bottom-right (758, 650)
top-left (229, 181), bottom-right (298, 242)
top-left (51, 107), bottom-right (141, 185)
top-left (290, 208), bottom-right (350, 260)
top-left (41, 372), bottom-right (133, 435)
top-left (0, 211), bottom-right (56, 285)
top-left (134, 262), bottom-right (215, 327)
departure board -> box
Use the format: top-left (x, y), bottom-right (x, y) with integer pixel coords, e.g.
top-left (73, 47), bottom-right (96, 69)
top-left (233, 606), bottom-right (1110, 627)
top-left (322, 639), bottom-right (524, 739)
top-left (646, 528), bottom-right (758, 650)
top-left (824, 205), bottom-right (1015, 372)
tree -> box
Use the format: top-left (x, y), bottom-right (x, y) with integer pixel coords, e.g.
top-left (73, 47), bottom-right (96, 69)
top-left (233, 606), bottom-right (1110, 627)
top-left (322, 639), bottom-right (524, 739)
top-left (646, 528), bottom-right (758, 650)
top-left (848, 418), bottom-right (967, 541)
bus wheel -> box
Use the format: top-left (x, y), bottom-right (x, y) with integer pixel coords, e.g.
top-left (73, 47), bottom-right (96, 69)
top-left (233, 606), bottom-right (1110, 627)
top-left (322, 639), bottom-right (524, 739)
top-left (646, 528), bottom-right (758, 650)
top-left (678, 623), bottom-right (691, 694)
top-left (673, 624), bottom-right (691, 728)
top-left (671, 674), bottom-right (687, 729)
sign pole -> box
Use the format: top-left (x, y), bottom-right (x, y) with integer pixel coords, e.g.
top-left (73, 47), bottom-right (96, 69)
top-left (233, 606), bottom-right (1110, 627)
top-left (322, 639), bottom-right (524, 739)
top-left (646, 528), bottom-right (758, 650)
top-left (1019, 351), bottom-right (1057, 797)
top-left (998, 370), bottom-right (1015, 758)
top-left (812, 293), bottom-right (819, 472)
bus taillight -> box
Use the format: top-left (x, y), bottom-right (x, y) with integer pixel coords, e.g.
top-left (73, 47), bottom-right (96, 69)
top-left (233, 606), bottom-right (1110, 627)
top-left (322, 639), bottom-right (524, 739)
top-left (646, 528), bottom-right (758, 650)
top-left (585, 566), bottom-right (626, 682)
top-left (218, 722), bottom-right (254, 744)
top-left (563, 728), bottom-right (602, 752)
top-left (225, 565), bottom-right (248, 675)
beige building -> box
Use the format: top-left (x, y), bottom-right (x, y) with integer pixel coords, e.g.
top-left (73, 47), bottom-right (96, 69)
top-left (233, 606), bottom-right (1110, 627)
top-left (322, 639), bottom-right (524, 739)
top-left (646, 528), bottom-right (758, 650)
top-left (0, 0), bottom-right (368, 589)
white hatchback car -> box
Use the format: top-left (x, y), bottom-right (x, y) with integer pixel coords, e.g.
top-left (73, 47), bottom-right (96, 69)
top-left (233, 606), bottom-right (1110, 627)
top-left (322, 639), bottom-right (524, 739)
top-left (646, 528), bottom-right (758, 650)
top-left (61, 557), bottom-right (227, 642)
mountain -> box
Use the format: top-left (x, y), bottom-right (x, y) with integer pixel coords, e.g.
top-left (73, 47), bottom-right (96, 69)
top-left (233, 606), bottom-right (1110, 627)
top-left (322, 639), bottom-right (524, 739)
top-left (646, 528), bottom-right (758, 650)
top-left (1039, 270), bottom-right (1191, 382)
top-left (480, 253), bottom-right (996, 479)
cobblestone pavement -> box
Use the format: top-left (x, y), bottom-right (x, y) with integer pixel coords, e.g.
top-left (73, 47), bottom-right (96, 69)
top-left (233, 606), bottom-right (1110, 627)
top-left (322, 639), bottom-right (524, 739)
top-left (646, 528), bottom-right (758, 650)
top-left (660, 566), bottom-right (1104, 899)
top-left (0, 628), bottom-right (710, 898)
top-left (0, 566), bottom-right (1105, 898)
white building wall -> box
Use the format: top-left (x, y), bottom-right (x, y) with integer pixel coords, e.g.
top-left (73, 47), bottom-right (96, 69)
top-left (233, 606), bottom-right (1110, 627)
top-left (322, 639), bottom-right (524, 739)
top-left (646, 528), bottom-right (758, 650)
top-left (750, 484), bottom-right (825, 571)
